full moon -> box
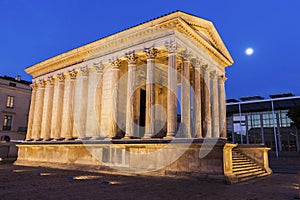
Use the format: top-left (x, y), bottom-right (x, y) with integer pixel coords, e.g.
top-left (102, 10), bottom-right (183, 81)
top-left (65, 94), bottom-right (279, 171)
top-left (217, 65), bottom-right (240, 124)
top-left (245, 48), bottom-right (254, 55)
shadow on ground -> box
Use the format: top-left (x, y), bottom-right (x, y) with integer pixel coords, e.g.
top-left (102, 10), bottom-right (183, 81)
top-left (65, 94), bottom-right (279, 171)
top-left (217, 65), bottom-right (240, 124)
top-left (0, 163), bottom-right (298, 200)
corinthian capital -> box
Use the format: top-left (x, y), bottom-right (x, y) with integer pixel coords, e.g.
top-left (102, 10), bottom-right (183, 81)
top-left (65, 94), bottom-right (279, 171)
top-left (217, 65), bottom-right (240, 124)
top-left (126, 52), bottom-right (138, 64)
top-left (37, 79), bottom-right (46, 88)
top-left (30, 83), bottom-right (39, 90)
top-left (94, 62), bottom-right (105, 73)
top-left (69, 69), bottom-right (78, 79)
top-left (46, 76), bottom-right (54, 85)
top-left (180, 50), bottom-right (192, 61)
top-left (144, 48), bottom-right (158, 59)
top-left (165, 41), bottom-right (178, 54)
top-left (57, 73), bottom-right (65, 82)
top-left (111, 58), bottom-right (122, 69)
top-left (191, 58), bottom-right (206, 68)
top-left (209, 70), bottom-right (218, 79)
top-left (219, 75), bottom-right (227, 83)
top-left (80, 66), bottom-right (89, 76)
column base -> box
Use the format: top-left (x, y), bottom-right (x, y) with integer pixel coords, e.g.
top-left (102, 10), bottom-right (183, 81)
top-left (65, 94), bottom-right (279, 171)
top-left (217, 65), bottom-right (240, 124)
top-left (90, 136), bottom-right (103, 140)
top-left (42, 138), bottom-right (52, 141)
top-left (52, 138), bottom-right (64, 141)
top-left (104, 137), bottom-right (113, 141)
top-left (143, 133), bottom-right (153, 139)
top-left (81, 137), bottom-right (92, 140)
top-left (164, 133), bottom-right (176, 139)
top-left (34, 138), bottom-right (43, 141)
top-left (123, 136), bottom-right (140, 139)
top-left (64, 137), bottom-right (76, 141)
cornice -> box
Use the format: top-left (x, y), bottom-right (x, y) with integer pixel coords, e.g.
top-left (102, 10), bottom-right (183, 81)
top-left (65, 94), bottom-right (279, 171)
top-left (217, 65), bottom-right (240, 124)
top-left (25, 11), bottom-right (234, 78)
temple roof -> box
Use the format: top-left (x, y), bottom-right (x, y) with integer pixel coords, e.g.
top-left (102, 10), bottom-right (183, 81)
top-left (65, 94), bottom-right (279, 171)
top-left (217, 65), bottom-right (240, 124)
top-left (25, 10), bottom-right (234, 78)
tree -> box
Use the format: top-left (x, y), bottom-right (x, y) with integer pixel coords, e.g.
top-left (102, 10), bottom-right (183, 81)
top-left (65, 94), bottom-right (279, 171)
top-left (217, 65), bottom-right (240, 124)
top-left (287, 106), bottom-right (300, 129)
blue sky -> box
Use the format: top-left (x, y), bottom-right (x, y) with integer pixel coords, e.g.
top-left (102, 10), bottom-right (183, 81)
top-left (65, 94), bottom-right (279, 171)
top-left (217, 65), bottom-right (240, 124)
top-left (0, 0), bottom-right (299, 99)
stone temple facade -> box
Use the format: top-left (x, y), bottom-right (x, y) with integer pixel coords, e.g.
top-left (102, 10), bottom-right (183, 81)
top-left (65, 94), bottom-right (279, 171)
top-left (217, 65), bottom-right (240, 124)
top-left (16, 11), bottom-right (271, 183)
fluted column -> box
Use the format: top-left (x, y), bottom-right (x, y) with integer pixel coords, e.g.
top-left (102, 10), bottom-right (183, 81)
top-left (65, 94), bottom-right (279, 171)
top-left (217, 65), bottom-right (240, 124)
top-left (202, 66), bottom-right (212, 138)
top-left (74, 67), bottom-right (89, 139)
top-left (85, 66), bottom-right (102, 139)
top-left (109, 59), bottom-right (121, 138)
top-left (218, 75), bottom-right (227, 138)
top-left (125, 53), bottom-right (138, 139)
top-left (32, 80), bottom-right (45, 141)
top-left (211, 71), bottom-right (220, 138)
top-left (61, 70), bottom-right (78, 140)
top-left (93, 64), bottom-right (105, 139)
top-left (41, 77), bottom-right (54, 141)
top-left (26, 83), bottom-right (38, 141)
top-left (192, 59), bottom-right (202, 138)
top-left (50, 74), bottom-right (65, 140)
top-left (144, 48), bottom-right (158, 138)
top-left (180, 52), bottom-right (191, 138)
top-left (165, 43), bottom-right (178, 138)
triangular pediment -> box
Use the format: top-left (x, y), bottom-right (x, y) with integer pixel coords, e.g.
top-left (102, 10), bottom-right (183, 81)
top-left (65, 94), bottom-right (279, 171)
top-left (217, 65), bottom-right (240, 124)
top-left (160, 11), bottom-right (234, 66)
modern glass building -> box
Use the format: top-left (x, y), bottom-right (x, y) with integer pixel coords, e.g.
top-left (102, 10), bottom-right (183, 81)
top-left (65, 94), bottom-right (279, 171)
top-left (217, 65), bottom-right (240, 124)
top-left (226, 93), bottom-right (300, 157)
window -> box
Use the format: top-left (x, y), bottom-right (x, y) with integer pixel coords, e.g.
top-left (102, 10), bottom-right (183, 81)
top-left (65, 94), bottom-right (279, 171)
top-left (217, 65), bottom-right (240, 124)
top-left (279, 110), bottom-right (292, 127)
top-left (6, 96), bottom-right (14, 108)
top-left (3, 115), bottom-right (12, 131)
top-left (9, 82), bottom-right (16, 87)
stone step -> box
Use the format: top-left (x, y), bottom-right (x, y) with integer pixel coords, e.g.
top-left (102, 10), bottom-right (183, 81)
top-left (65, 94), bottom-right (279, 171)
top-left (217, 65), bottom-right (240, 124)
top-left (232, 158), bottom-right (251, 162)
top-left (231, 149), bottom-right (270, 183)
top-left (238, 172), bottom-right (269, 182)
top-left (235, 169), bottom-right (265, 179)
top-left (233, 165), bottom-right (259, 172)
top-left (233, 168), bottom-right (263, 176)
top-left (232, 160), bottom-right (253, 165)
top-left (232, 163), bottom-right (257, 168)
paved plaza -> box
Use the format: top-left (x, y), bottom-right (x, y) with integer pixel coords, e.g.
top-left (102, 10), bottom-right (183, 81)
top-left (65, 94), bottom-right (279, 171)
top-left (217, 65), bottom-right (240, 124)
top-left (0, 163), bottom-right (297, 200)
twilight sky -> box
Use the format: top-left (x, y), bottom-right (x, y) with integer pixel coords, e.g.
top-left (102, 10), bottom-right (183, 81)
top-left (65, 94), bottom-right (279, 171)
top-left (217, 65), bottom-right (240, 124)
top-left (0, 0), bottom-right (299, 99)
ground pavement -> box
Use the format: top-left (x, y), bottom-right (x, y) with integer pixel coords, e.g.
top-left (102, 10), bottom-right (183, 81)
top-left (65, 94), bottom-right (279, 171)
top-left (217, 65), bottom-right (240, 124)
top-left (0, 162), bottom-right (298, 200)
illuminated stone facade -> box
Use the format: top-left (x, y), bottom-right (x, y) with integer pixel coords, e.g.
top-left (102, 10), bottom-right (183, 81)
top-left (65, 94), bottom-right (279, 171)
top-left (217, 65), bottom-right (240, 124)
top-left (16, 11), bottom-right (271, 182)
top-left (24, 11), bottom-right (233, 141)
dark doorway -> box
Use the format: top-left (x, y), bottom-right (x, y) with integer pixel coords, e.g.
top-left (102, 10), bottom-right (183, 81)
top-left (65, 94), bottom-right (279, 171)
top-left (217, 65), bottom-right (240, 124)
top-left (139, 89), bottom-right (146, 137)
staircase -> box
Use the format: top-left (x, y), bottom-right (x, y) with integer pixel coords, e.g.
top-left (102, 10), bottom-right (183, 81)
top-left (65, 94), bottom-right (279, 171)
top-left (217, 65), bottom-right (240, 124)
top-left (231, 149), bottom-right (269, 182)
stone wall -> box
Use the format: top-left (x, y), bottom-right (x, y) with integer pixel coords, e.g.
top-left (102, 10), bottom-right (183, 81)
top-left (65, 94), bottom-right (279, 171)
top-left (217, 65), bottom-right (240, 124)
top-left (16, 140), bottom-right (227, 178)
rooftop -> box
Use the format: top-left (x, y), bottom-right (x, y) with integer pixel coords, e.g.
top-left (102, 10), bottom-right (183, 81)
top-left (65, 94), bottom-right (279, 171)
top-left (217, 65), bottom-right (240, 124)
top-left (0, 75), bottom-right (32, 85)
top-left (227, 93), bottom-right (300, 114)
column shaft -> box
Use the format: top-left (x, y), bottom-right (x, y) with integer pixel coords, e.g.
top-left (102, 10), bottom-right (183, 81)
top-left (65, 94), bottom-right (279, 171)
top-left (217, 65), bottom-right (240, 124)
top-left (194, 67), bottom-right (202, 138)
top-left (32, 82), bottom-right (45, 140)
top-left (50, 75), bottom-right (65, 140)
top-left (74, 68), bottom-right (89, 139)
top-left (86, 68), bottom-right (101, 139)
top-left (202, 68), bottom-right (212, 138)
top-left (26, 84), bottom-right (37, 141)
top-left (144, 48), bottom-right (157, 138)
top-left (109, 60), bottom-right (121, 138)
top-left (218, 75), bottom-right (227, 138)
top-left (125, 56), bottom-right (137, 138)
top-left (41, 79), bottom-right (54, 140)
top-left (61, 71), bottom-right (77, 140)
top-left (95, 67), bottom-right (104, 138)
top-left (181, 60), bottom-right (191, 138)
top-left (211, 72), bottom-right (220, 138)
top-left (166, 53), bottom-right (177, 138)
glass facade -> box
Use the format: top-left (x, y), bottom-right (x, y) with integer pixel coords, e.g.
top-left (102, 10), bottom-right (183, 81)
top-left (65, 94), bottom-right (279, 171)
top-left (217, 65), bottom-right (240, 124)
top-left (227, 109), bottom-right (298, 152)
